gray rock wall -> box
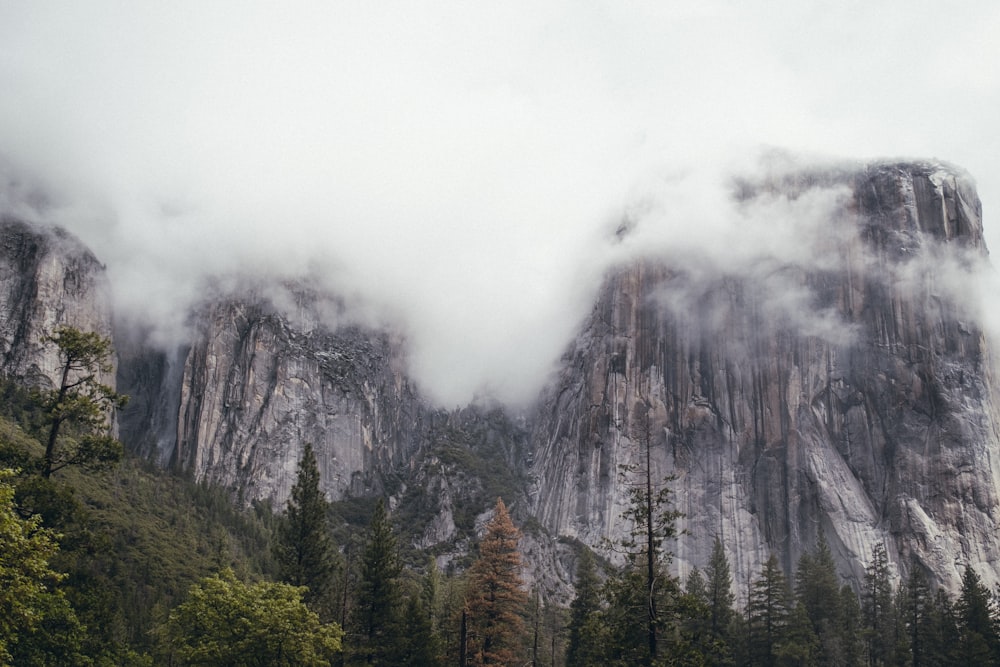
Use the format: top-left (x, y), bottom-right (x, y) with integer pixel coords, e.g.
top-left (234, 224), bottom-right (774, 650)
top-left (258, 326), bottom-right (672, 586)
top-left (0, 217), bottom-right (115, 388)
top-left (529, 163), bottom-right (1000, 594)
top-left (171, 292), bottom-right (426, 504)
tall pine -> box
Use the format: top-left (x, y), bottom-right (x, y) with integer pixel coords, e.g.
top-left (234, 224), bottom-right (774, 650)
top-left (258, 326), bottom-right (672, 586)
top-left (351, 497), bottom-right (403, 665)
top-left (955, 566), bottom-right (1000, 665)
top-left (566, 548), bottom-right (603, 666)
top-left (748, 554), bottom-right (792, 667)
top-left (465, 497), bottom-right (528, 666)
top-left (275, 442), bottom-right (339, 618)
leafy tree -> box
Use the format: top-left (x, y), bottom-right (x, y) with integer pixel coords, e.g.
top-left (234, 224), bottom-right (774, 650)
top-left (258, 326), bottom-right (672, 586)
top-left (567, 547), bottom-right (603, 667)
top-left (465, 497), bottom-right (528, 666)
top-left (0, 469), bottom-right (83, 665)
top-left (159, 568), bottom-right (342, 666)
top-left (37, 326), bottom-right (127, 478)
top-left (275, 443), bottom-right (340, 618)
top-left (350, 497), bottom-right (403, 665)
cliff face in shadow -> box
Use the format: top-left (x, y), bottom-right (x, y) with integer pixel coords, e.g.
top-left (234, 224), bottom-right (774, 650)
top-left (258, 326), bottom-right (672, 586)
top-left (528, 162), bottom-right (1000, 592)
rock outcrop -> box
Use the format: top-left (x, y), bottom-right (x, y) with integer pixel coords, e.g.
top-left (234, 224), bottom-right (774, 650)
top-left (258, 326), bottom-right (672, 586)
top-left (0, 216), bottom-right (115, 387)
top-left (167, 288), bottom-right (427, 504)
top-left (3, 159), bottom-right (999, 598)
top-left (529, 162), bottom-right (1000, 594)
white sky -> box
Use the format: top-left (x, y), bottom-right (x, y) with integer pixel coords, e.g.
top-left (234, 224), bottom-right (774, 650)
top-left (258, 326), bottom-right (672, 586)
top-left (0, 1), bottom-right (998, 406)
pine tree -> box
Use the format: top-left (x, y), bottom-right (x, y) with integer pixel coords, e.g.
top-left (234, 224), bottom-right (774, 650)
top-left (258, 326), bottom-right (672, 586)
top-left (862, 542), bottom-right (897, 666)
top-left (748, 554), bottom-right (792, 667)
top-left (465, 497), bottom-right (528, 666)
top-left (705, 536), bottom-right (735, 642)
top-left (275, 443), bottom-right (340, 618)
top-left (795, 532), bottom-right (846, 664)
top-left (351, 497), bottom-right (402, 665)
top-left (903, 566), bottom-right (933, 667)
top-left (566, 548), bottom-right (603, 667)
top-left (603, 403), bottom-right (682, 665)
top-left (396, 594), bottom-right (443, 666)
top-left (38, 326), bottom-right (128, 478)
top-left (955, 566), bottom-right (999, 665)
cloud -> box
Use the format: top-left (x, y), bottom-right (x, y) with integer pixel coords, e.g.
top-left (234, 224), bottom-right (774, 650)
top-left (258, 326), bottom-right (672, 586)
top-left (0, 1), bottom-right (997, 407)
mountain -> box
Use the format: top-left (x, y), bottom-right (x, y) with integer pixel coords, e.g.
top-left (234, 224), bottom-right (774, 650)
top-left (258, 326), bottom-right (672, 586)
top-left (529, 161), bottom-right (1000, 593)
top-left (1, 160), bottom-right (998, 597)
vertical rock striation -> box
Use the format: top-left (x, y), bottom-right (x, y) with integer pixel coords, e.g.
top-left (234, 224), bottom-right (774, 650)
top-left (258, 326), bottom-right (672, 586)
top-left (170, 288), bottom-right (428, 504)
top-left (0, 217), bottom-right (115, 388)
top-left (529, 162), bottom-right (1000, 594)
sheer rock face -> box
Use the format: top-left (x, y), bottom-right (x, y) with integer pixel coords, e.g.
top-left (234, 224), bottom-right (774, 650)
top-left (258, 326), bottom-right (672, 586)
top-left (4, 160), bottom-right (999, 596)
top-left (170, 292), bottom-right (427, 504)
top-left (0, 217), bottom-right (115, 387)
top-left (529, 162), bottom-right (1000, 593)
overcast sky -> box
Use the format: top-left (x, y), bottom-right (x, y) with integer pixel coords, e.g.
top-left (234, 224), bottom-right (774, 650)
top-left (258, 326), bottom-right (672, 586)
top-left (0, 1), bottom-right (998, 406)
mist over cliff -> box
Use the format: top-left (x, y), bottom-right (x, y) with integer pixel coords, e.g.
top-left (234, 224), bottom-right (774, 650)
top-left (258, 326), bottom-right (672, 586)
top-left (2, 2), bottom-right (999, 408)
top-left (3, 3), bottom-right (1000, 602)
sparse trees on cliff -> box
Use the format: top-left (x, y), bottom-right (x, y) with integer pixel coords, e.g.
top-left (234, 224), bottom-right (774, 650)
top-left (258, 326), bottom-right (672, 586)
top-left (38, 326), bottom-right (127, 478)
top-left (465, 497), bottom-right (528, 666)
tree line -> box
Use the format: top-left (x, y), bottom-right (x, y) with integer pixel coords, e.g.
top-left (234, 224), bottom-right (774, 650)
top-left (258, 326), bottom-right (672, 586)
top-left (4, 326), bottom-right (1000, 665)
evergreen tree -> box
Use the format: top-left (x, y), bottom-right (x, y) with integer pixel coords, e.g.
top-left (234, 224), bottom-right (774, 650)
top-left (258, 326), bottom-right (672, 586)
top-left (903, 566), bottom-right (933, 667)
top-left (37, 326), bottom-right (128, 478)
top-left (775, 601), bottom-right (819, 665)
top-left (275, 443), bottom-right (340, 618)
top-left (602, 403), bottom-right (683, 665)
top-left (748, 554), bottom-right (792, 667)
top-left (396, 593), bottom-right (443, 666)
top-left (351, 497), bottom-right (402, 665)
top-left (925, 589), bottom-right (959, 667)
top-left (862, 542), bottom-right (897, 666)
top-left (795, 532), bottom-right (848, 664)
top-left (837, 584), bottom-right (864, 667)
top-left (955, 566), bottom-right (999, 665)
top-left (678, 567), bottom-right (734, 666)
top-left (465, 497), bottom-right (528, 666)
top-left (706, 536), bottom-right (736, 642)
top-left (566, 548), bottom-right (603, 667)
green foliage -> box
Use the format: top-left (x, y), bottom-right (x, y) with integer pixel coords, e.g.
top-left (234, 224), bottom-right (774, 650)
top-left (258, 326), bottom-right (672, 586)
top-left (275, 443), bottom-right (341, 619)
top-left (350, 497), bottom-right (404, 664)
top-left (748, 554), bottom-right (792, 667)
top-left (159, 568), bottom-right (342, 666)
top-left (566, 547), bottom-right (603, 667)
top-left (0, 470), bottom-right (81, 665)
top-left (36, 326), bottom-right (128, 478)
top-left (955, 566), bottom-right (1000, 664)
top-left (862, 542), bottom-right (899, 666)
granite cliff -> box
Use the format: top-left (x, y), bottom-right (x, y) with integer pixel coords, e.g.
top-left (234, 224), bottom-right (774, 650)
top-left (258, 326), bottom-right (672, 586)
top-left (0, 216), bottom-right (115, 388)
top-left (529, 161), bottom-right (1000, 593)
top-left (1, 160), bottom-right (998, 596)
